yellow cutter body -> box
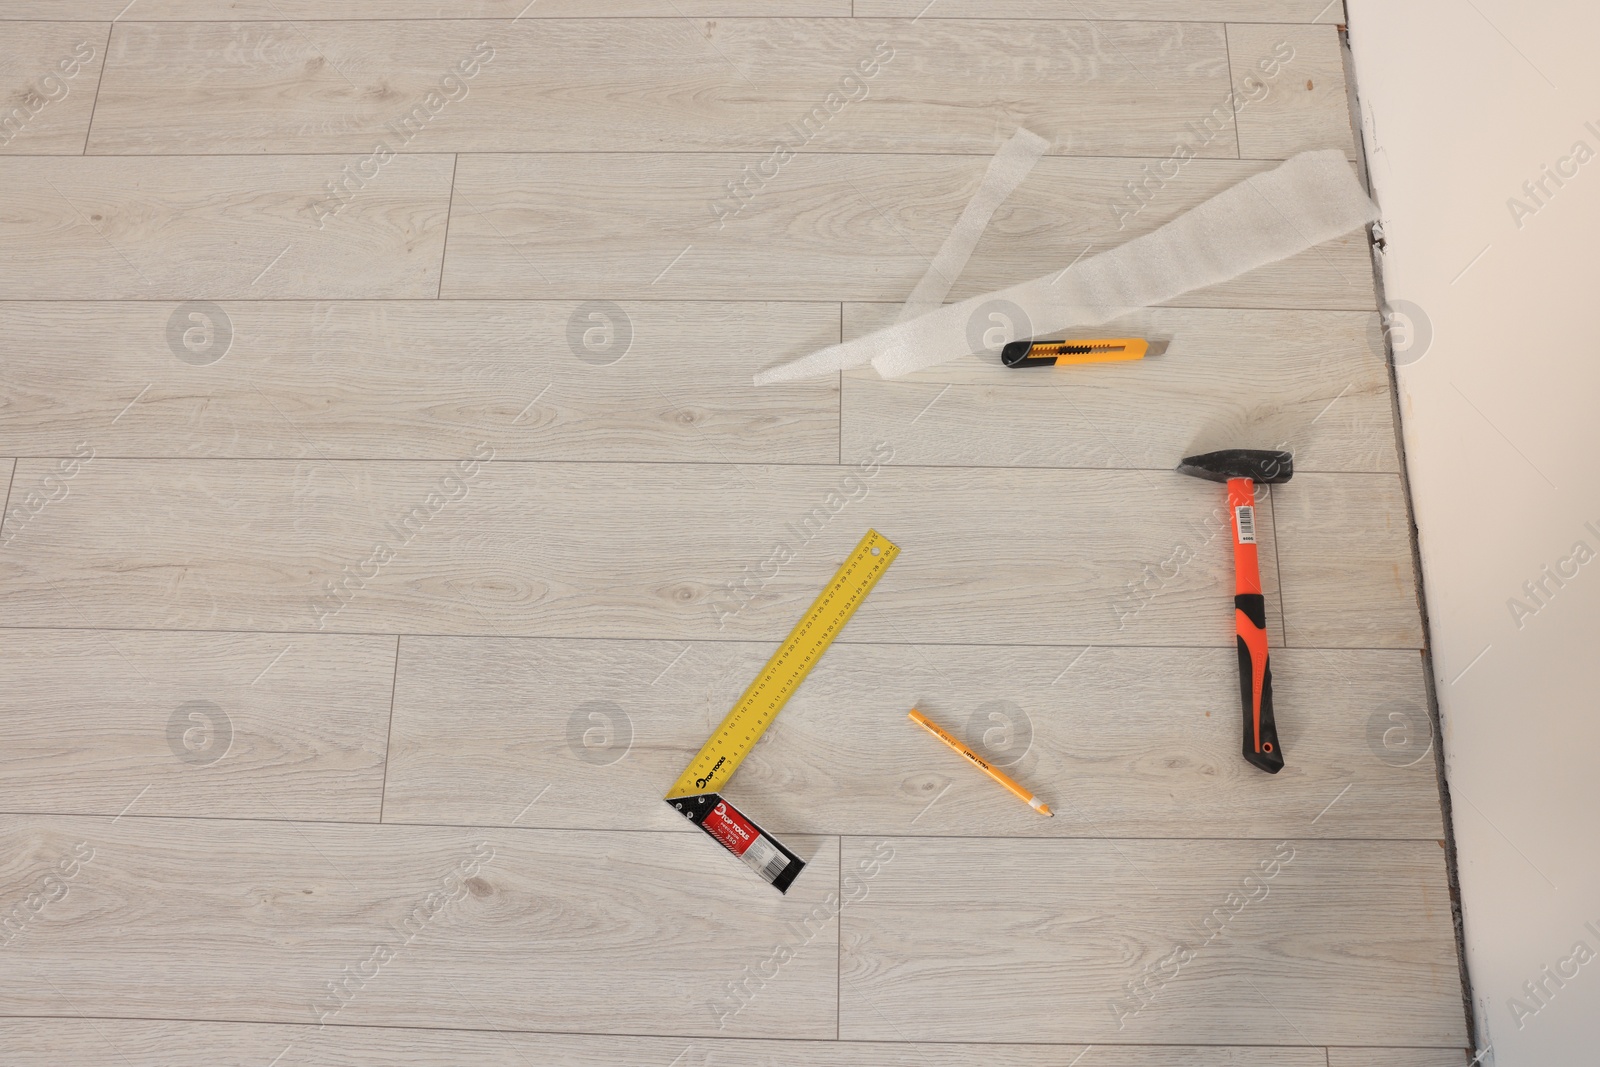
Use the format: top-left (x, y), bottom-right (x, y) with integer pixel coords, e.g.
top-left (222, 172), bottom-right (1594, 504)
top-left (1001, 337), bottom-right (1149, 368)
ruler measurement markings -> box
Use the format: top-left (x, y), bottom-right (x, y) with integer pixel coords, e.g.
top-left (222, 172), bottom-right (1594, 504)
top-left (666, 531), bottom-right (898, 801)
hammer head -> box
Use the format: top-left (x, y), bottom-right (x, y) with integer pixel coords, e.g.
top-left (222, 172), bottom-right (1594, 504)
top-left (1177, 449), bottom-right (1294, 485)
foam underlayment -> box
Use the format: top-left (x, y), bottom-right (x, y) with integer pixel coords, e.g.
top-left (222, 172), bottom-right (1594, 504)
top-left (893, 127), bottom-right (1049, 325)
top-left (754, 148), bottom-right (1378, 385)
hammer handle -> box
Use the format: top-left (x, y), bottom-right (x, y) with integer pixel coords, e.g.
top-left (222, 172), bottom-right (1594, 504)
top-left (1228, 478), bottom-right (1283, 774)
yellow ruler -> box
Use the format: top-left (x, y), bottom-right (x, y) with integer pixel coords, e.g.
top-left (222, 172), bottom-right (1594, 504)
top-left (665, 529), bottom-right (899, 892)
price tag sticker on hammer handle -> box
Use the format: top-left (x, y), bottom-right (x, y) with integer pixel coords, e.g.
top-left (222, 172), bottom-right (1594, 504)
top-left (1235, 504), bottom-right (1257, 544)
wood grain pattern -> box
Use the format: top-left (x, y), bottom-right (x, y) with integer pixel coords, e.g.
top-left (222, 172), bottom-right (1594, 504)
top-left (0, 460), bottom-right (1286, 647)
top-left (1276, 473), bottom-right (1424, 648)
top-left (0, 23), bottom-right (106, 155)
top-left (840, 838), bottom-right (1466, 1045)
top-left (385, 637), bottom-right (1443, 838)
top-left (0, 156), bottom-right (452, 300)
top-left (13, 0), bottom-right (851, 17)
top-left (0, 1020), bottom-right (1329, 1067)
top-left (0, 815), bottom-right (840, 1038)
top-left (842, 305), bottom-right (1398, 473)
top-left (87, 20), bottom-right (1231, 157)
top-left (0, 630), bottom-right (394, 822)
top-left (856, 1), bottom-right (1344, 19)
top-left (1230, 23), bottom-right (1358, 160)
top-left (443, 154), bottom-right (1375, 305)
top-left (1328, 1052), bottom-right (1470, 1067)
top-left (0, 301), bottom-right (839, 462)
top-left (0, 0), bottom-right (1455, 1048)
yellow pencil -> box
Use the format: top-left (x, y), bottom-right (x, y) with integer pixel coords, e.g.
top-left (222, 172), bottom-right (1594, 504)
top-left (908, 708), bottom-right (1053, 816)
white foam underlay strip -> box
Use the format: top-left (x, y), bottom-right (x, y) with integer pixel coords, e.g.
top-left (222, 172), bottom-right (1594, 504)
top-left (894, 128), bottom-right (1049, 325)
top-left (752, 149), bottom-right (1377, 385)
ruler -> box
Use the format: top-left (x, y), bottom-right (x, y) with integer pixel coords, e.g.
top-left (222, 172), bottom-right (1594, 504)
top-left (666, 529), bottom-right (899, 892)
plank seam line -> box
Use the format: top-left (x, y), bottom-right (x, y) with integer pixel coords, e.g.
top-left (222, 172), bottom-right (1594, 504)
top-left (1221, 22), bottom-right (1241, 160)
top-left (27, 149), bottom-right (1310, 161)
top-left (0, 459), bottom-right (16, 541)
top-left (0, 812), bottom-right (1452, 841)
top-left (0, 626), bottom-right (1428, 653)
top-left (436, 154), bottom-right (459, 300)
top-left (0, 458), bottom-right (1404, 476)
top-left (80, 22), bottom-right (115, 155)
top-left (838, 302), bottom-right (845, 466)
top-left (0, 16), bottom-right (1321, 26)
top-left (1267, 491), bottom-right (1290, 648)
top-left (0, 300), bottom-right (1380, 313)
top-left (377, 634), bottom-right (401, 823)
top-left (0, 1012), bottom-right (1420, 1047)
top-left (836, 836), bottom-right (843, 1039)
top-left (0, 16), bottom-right (1345, 26)
top-left (0, 16), bottom-right (1344, 26)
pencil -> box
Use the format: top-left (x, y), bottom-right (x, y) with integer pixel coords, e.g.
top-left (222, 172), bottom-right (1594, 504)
top-left (908, 708), bottom-right (1053, 816)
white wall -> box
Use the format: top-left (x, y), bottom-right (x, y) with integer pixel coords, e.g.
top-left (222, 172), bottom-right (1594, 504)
top-left (1345, 3), bottom-right (1600, 1064)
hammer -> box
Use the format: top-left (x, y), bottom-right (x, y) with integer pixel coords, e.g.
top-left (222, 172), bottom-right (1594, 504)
top-left (1177, 449), bottom-right (1293, 774)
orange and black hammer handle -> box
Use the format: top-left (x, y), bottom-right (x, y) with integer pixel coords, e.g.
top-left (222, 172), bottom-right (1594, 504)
top-left (1229, 478), bottom-right (1283, 774)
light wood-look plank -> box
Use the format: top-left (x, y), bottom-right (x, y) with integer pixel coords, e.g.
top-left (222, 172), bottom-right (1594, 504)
top-left (0, 460), bottom-right (1286, 647)
top-left (386, 638), bottom-right (1442, 838)
top-left (1328, 1052), bottom-right (1470, 1067)
top-left (443, 155), bottom-right (1375, 306)
top-left (87, 20), bottom-right (1231, 157)
top-left (2, 453), bottom-right (89, 552)
top-left (1276, 473), bottom-right (1424, 648)
top-left (0, 630), bottom-right (394, 822)
top-left (842, 305), bottom-right (1397, 473)
top-left (14, 1), bottom-right (850, 16)
top-left (1230, 23), bottom-right (1358, 160)
top-left (0, 23), bottom-right (106, 155)
top-left (1331, 1049), bottom-right (1465, 1067)
top-left (857, 1), bottom-right (1344, 20)
top-left (0, 1020), bottom-right (1329, 1067)
top-left (0, 156), bottom-right (452, 299)
top-left (840, 838), bottom-right (1466, 1045)
top-left (0, 815), bottom-right (840, 1038)
top-left (0, 301), bottom-right (839, 462)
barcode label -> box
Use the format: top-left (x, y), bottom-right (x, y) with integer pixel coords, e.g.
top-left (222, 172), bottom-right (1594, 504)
top-left (1235, 505), bottom-right (1257, 545)
top-left (740, 834), bottom-right (790, 884)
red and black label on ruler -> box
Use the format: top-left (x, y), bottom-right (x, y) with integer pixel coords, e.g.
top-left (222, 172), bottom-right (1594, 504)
top-left (672, 793), bottom-right (805, 893)
top-left (664, 530), bottom-right (899, 892)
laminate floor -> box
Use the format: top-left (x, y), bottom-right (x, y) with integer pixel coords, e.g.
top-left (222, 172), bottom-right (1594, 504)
top-left (0, 5), bottom-right (1471, 1064)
